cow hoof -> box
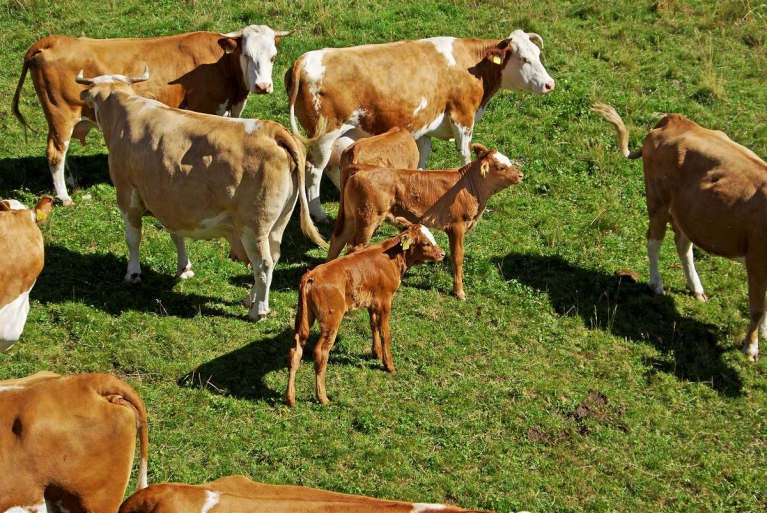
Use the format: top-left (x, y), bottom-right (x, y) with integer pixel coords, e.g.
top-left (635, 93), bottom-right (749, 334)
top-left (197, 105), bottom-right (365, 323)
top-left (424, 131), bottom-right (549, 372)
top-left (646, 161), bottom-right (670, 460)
top-left (742, 344), bottom-right (759, 361)
top-left (311, 214), bottom-right (331, 225)
top-left (60, 198), bottom-right (75, 207)
top-left (247, 311), bottom-right (269, 322)
top-left (385, 365), bottom-right (396, 373)
top-left (694, 293), bottom-right (708, 303)
top-left (177, 268), bottom-right (195, 280)
top-left (649, 283), bottom-right (665, 296)
top-left (454, 291), bottom-right (467, 301)
top-left (285, 396), bottom-right (296, 407)
top-left (124, 273), bottom-right (142, 285)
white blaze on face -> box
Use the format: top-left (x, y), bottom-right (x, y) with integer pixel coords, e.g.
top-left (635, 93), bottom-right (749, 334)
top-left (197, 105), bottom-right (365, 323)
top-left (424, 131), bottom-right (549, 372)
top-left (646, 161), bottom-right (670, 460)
top-left (492, 151), bottom-right (513, 167)
top-left (501, 29), bottom-right (555, 94)
top-left (200, 491), bottom-right (220, 513)
top-left (418, 225), bottom-right (437, 246)
top-left (410, 504), bottom-right (447, 513)
top-left (239, 25), bottom-right (279, 94)
top-left (303, 49), bottom-right (327, 113)
top-left (425, 37), bottom-right (457, 67)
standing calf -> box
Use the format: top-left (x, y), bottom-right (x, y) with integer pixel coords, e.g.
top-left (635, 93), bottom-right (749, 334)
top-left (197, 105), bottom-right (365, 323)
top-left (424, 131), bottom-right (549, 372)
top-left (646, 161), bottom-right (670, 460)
top-left (593, 102), bottom-right (767, 361)
top-left (286, 224), bottom-right (445, 406)
top-left (328, 144), bottom-right (523, 300)
top-left (337, 127), bottom-right (420, 176)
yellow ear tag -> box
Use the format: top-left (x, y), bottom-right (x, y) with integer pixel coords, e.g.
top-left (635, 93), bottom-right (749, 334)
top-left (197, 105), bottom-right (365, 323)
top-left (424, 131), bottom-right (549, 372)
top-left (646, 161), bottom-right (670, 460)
top-left (481, 161), bottom-right (490, 177)
top-left (401, 239), bottom-right (411, 250)
top-left (225, 46), bottom-right (234, 54)
top-left (492, 55), bottom-right (502, 65)
top-left (36, 209), bottom-right (48, 221)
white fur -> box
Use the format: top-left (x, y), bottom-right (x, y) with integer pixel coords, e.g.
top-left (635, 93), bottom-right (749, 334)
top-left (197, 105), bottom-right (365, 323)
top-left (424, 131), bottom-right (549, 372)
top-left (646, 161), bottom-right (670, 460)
top-left (0, 385), bottom-right (26, 392)
top-left (424, 37), bottom-right (456, 67)
top-left (410, 504), bottom-right (446, 513)
top-left (501, 30), bottom-right (555, 94)
top-left (200, 491), bottom-right (220, 513)
top-left (413, 97), bottom-right (428, 116)
top-left (419, 225), bottom-right (437, 245)
top-left (2, 199), bottom-right (28, 211)
top-left (303, 50), bottom-right (327, 112)
top-left (236, 119), bottom-right (261, 135)
top-left (492, 151), bottom-right (513, 167)
top-left (3, 502), bottom-right (48, 513)
top-left (238, 25), bottom-right (278, 93)
top-left (647, 238), bottom-right (665, 295)
top-left (0, 286), bottom-right (33, 349)
top-left (216, 101), bottom-right (229, 116)
top-left (412, 113), bottom-right (449, 141)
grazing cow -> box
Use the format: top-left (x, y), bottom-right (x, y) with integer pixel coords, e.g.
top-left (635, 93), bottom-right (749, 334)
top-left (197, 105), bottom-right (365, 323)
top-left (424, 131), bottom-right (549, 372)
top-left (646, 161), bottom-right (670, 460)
top-left (0, 196), bottom-right (52, 351)
top-left (328, 144), bottom-right (523, 300)
top-left (119, 475), bottom-right (495, 513)
top-left (12, 25), bottom-right (292, 206)
top-left (286, 224), bottom-right (445, 406)
top-left (77, 70), bottom-right (326, 321)
top-left (338, 127), bottom-right (420, 174)
top-left (285, 30), bottom-right (553, 221)
top-left (592, 103), bottom-right (767, 361)
top-left (0, 371), bottom-right (148, 513)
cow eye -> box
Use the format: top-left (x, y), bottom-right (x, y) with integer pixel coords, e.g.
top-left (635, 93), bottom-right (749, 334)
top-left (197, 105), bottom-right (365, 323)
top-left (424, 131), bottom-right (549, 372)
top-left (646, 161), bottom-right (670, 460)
top-left (522, 57), bottom-right (531, 65)
top-left (270, 55), bottom-right (276, 63)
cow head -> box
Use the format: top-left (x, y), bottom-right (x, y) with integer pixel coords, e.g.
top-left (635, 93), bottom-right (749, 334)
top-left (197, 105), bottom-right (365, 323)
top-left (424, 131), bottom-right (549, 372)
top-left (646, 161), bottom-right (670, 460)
top-left (0, 196), bottom-right (52, 224)
top-left (488, 29), bottom-right (555, 94)
top-left (398, 223), bottom-right (446, 265)
top-left (76, 68), bottom-right (150, 128)
top-left (219, 25), bottom-right (293, 95)
top-left (472, 144), bottom-right (524, 185)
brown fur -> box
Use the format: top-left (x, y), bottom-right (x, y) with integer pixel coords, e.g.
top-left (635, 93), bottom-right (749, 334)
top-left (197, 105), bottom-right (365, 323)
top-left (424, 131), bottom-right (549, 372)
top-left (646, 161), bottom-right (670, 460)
top-left (593, 102), bottom-right (767, 361)
top-left (338, 127), bottom-right (420, 172)
top-left (328, 146), bottom-right (523, 300)
top-left (286, 224), bottom-right (445, 406)
top-left (120, 475), bottom-right (494, 513)
top-left (0, 372), bottom-right (149, 513)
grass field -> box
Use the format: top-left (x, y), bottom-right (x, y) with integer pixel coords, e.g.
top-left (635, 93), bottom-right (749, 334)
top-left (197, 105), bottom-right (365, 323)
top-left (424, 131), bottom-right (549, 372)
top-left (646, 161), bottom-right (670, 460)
top-left (2, 1), bottom-right (767, 511)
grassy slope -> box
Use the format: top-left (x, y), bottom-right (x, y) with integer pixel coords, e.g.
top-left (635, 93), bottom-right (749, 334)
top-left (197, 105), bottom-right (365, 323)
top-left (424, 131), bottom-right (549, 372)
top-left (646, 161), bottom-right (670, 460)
top-left (1, 0), bottom-right (766, 511)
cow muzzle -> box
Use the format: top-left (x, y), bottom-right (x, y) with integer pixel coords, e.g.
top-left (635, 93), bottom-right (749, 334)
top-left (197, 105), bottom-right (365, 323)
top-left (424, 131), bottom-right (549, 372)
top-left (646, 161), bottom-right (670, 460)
top-left (253, 82), bottom-right (273, 94)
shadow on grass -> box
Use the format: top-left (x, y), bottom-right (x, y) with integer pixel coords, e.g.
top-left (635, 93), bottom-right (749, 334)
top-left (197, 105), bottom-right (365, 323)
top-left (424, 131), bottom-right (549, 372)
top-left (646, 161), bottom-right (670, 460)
top-left (177, 328), bottom-right (293, 404)
top-left (0, 154), bottom-right (110, 199)
top-left (34, 244), bottom-right (233, 319)
top-left (496, 251), bottom-right (744, 397)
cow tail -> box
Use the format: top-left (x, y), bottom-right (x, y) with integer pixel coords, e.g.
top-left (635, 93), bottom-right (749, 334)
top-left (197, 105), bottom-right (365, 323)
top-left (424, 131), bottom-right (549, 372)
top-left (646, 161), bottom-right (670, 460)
top-left (12, 46), bottom-right (40, 143)
top-left (332, 165), bottom-right (354, 238)
top-left (285, 57), bottom-right (330, 147)
top-left (295, 274), bottom-right (314, 342)
top-left (591, 103), bottom-right (643, 160)
top-left (100, 376), bottom-right (150, 491)
top-left (279, 133), bottom-right (328, 249)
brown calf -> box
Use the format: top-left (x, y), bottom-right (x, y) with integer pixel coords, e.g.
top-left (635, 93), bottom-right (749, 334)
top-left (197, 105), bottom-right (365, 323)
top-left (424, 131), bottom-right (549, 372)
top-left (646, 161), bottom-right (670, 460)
top-left (119, 475), bottom-right (494, 513)
top-left (328, 144), bottom-right (523, 300)
top-left (0, 196), bottom-right (52, 351)
top-left (286, 224), bottom-right (445, 406)
top-left (338, 127), bottom-right (420, 174)
top-left (593, 103), bottom-right (767, 361)
top-left (0, 371), bottom-right (148, 513)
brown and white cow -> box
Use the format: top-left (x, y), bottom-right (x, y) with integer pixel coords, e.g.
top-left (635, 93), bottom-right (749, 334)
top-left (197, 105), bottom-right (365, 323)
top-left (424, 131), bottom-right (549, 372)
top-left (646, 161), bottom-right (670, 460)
top-left (285, 30), bottom-right (553, 221)
top-left (77, 70), bottom-right (326, 321)
top-left (0, 371), bottom-right (148, 513)
top-left (287, 224), bottom-right (445, 406)
top-left (0, 196), bottom-right (52, 351)
top-left (12, 25), bottom-right (291, 206)
top-left (327, 144), bottom-right (523, 300)
top-left (592, 103), bottom-right (767, 361)
top-left (119, 475), bottom-right (494, 513)
top-left (338, 127), bottom-right (420, 173)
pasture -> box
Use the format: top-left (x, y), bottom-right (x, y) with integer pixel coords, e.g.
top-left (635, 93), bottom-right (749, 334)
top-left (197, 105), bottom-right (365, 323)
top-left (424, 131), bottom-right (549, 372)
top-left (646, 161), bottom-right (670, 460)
top-left (1, 0), bottom-right (766, 511)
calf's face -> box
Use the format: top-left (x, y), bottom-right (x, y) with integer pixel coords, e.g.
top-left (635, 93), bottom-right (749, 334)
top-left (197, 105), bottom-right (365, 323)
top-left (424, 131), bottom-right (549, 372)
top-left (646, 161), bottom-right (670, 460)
top-left (472, 145), bottom-right (524, 185)
top-left (402, 224), bottom-right (446, 264)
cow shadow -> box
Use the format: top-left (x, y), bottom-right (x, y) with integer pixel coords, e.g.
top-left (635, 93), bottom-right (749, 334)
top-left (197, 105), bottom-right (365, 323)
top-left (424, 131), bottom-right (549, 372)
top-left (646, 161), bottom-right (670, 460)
top-left (0, 154), bottom-right (111, 199)
top-left (34, 244), bottom-right (234, 319)
top-left (177, 328), bottom-right (293, 403)
top-left (495, 252), bottom-right (744, 397)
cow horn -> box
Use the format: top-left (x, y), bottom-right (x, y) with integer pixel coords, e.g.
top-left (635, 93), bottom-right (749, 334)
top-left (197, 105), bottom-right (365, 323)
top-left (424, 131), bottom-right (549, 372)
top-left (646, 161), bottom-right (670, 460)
top-left (222, 30), bottom-right (243, 39)
top-left (273, 30), bottom-right (294, 37)
top-left (75, 70), bottom-right (95, 86)
top-left (527, 32), bottom-right (544, 49)
top-left (128, 66), bottom-right (150, 84)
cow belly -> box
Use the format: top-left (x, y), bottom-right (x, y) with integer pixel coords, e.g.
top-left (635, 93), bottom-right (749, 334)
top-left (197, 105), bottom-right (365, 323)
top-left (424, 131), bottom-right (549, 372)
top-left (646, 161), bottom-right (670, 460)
top-left (0, 284), bottom-right (33, 350)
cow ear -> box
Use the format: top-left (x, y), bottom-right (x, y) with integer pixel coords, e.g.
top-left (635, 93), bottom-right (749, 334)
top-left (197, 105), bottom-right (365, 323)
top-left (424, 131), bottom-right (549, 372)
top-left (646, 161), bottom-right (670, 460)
top-left (480, 161), bottom-right (490, 177)
top-left (400, 232), bottom-right (412, 250)
top-left (34, 196), bottom-right (53, 222)
top-left (472, 143), bottom-right (490, 157)
top-left (486, 40), bottom-right (511, 65)
top-left (218, 37), bottom-right (240, 55)
top-left (0, 200), bottom-right (11, 212)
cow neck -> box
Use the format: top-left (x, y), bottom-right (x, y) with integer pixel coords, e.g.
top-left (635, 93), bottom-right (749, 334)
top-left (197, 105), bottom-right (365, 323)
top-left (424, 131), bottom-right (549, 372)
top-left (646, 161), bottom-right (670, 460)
top-left (381, 240), bottom-right (410, 276)
top-left (468, 40), bottom-right (506, 109)
top-left (456, 160), bottom-right (492, 207)
top-left (97, 91), bottom-right (133, 142)
top-left (225, 49), bottom-right (249, 106)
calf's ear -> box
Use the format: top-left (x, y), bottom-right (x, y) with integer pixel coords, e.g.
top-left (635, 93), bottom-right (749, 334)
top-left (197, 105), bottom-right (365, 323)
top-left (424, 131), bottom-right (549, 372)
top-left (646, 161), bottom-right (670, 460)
top-left (481, 161), bottom-right (490, 177)
top-left (400, 232), bottom-right (412, 250)
top-left (0, 200), bottom-right (11, 212)
top-left (34, 196), bottom-right (54, 222)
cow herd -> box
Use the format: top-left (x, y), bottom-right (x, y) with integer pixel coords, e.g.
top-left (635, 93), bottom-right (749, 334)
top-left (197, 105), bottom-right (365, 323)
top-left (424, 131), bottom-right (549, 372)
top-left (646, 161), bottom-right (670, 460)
top-left (2, 19), bottom-right (767, 513)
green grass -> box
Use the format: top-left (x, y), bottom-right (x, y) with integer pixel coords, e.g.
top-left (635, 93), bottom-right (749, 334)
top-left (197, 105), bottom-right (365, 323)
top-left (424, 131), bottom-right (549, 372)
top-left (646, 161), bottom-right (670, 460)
top-left (2, 1), bottom-right (767, 511)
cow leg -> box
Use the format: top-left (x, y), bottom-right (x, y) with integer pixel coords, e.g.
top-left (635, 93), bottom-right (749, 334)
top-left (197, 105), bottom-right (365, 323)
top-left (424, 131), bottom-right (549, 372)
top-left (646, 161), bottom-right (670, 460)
top-left (307, 126), bottom-right (349, 223)
top-left (241, 230), bottom-right (273, 321)
top-left (446, 227), bottom-right (467, 300)
top-left (450, 121), bottom-right (473, 165)
top-left (368, 307), bottom-right (382, 360)
top-left (229, 98), bottom-right (248, 117)
top-left (349, 214), bottom-right (386, 254)
top-left (314, 326), bottom-right (340, 404)
top-left (672, 224), bottom-right (705, 301)
top-left (170, 233), bottom-right (194, 279)
top-left (286, 323), bottom-right (311, 407)
top-left (327, 215), bottom-right (355, 261)
top-left (415, 136), bottom-right (432, 169)
top-left (377, 301), bottom-right (395, 373)
top-left (646, 209), bottom-right (669, 296)
top-left (743, 258), bottom-right (767, 361)
top-left (46, 130), bottom-right (75, 206)
top-left (117, 193), bottom-right (144, 285)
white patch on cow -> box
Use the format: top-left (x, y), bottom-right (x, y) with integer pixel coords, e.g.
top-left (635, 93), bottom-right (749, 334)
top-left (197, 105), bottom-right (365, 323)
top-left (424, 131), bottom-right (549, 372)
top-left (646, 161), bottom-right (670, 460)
top-left (235, 118), bottom-right (262, 135)
top-left (200, 491), bottom-right (220, 513)
top-left (0, 285), bottom-right (33, 349)
top-left (412, 112), bottom-right (449, 141)
top-left (647, 238), bottom-right (665, 295)
top-left (418, 225), bottom-right (437, 245)
top-left (345, 108), bottom-right (369, 127)
top-left (501, 30), bottom-right (555, 94)
top-left (3, 501), bottom-right (47, 513)
top-left (424, 37), bottom-right (456, 67)
top-left (413, 97), bottom-right (428, 116)
top-left (174, 213), bottom-right (231, 240)
top-left (492, 151), bottom-right (513, 167)
top-left (239, 25), bottom-right (279, 94)
top-left (2, 199), bottom-right (28, 211)
top-left (216, 101), bottom-right (230, 116)
top-left (0, 385), bottom-right (26, 392)
top-left (302, 50), bottom-right (327, 112)
top-left (410, 504), bottom-right (446, 513)
top-left (474, 104), bottom-right (487, 124)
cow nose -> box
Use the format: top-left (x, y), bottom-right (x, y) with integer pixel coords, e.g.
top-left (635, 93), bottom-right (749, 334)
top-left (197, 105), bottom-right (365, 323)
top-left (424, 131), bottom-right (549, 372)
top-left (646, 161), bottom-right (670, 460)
top-left (543, 81), bottom-right (555, 92)
top-left (518, 172), bottom-right (524, 181)
top-left (254, 82), bottom-right (273, 94)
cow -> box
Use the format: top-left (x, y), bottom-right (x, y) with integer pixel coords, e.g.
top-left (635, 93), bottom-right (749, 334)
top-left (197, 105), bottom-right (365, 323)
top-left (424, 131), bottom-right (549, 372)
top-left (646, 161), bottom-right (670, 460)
top-left (76, 69), bottom-right (326, 322)
top-left (592, 102), bottom-right (767, 361)
top-left (119, 475), bottom-right (495, 513)
top-left (286, 224), bottom-right (445, 406)
top-left (0, 196), bottom-right (53, 351)
top-left (12, 25), bottom-right (292, 207)
top-left (0, 371), bottom-right (148, 513)
top-left (327, 144), bottom-right (523, 301)
top-left (285, 29), bottom-right (554, 222)
top-left (338, 127), bottom-right (420, 172)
